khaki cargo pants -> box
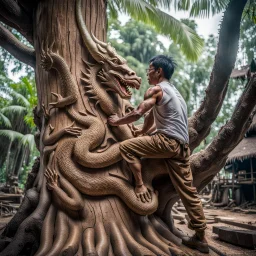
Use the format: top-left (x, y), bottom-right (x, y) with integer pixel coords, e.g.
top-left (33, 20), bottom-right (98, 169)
top-left (119, 133), bottom-right (207, 232)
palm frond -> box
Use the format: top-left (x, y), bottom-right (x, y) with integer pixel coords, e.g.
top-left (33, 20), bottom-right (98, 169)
top-left (113, 0), bottom-right (156, 20)
top-left (0, 113), bottom-right (12, 128)
top-left (149, 0), bottom-right (191, 10)
top-left (190, 0), bottom-right (229, 18)
top-left (24, 114), bottom-right (36, 129)
top-left (21, 134), bottom-right (35, 152)
top-left (1, 105), bottom-right (27, 117)
top-left (153, 8), bottom-right (204, 61)
top-left (113, 0), bottom-right (204, 61)
top-left (0, 130), bottom-right (24, 142)
top-left (10, 90), bottom-right (30, 107)
top-left (108, 1), bottom-right (119, 19)
top-left (21, 77), bottom-right (34, 96)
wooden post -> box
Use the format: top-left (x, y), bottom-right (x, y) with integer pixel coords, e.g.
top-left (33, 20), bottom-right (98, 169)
top-left (251, 158), bottom-right (256, 202)
top-left (232, 163), bottom-right (235, 199)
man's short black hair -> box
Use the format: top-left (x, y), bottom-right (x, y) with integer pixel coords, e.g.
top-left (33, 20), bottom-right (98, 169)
top-left (149, 55), bottom-right (176, 80)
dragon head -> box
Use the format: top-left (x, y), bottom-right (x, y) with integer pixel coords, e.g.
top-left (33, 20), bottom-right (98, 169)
top-left (94, 40), bottom-right (141, 99)
top-left (76, 0), bottom-right (141, 99)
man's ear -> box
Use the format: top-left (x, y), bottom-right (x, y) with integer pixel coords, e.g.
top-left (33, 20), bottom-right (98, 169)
top-left (158, 67), bottom-right (163, 75)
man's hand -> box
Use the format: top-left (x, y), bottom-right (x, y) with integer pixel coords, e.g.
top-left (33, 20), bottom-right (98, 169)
top-left (108, 114), bottom-right (120, 126)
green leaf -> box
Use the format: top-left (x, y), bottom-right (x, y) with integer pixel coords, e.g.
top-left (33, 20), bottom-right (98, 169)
top-left (108, 1), bottom-right (119, 20)
top-left (189, 0), bottom-right (229, 18)
top-left (112, 0), bottom-right (204, 61)
top-left (0, 113), bottom-right (12, 128)
top-left (21, 134), bottom-right (35, 152)
top-left (1, 105), bottom-right (27, 116)
top-left (10, 90), bottom-right (30, 107)
top-left (0, 129), bottom-right (24, 142)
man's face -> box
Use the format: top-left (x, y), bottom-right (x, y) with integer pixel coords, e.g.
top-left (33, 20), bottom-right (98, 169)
top-left (146, 63), bottom-right (159, 85)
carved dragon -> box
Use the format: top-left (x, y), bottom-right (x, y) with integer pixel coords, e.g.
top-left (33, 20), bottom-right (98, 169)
top-left (40, 0), bottom-right (170, 215)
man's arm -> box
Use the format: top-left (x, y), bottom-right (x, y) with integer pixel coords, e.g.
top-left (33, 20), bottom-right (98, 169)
top-left (134, 109), bottom-right (155, 136)
top-left (108, 86), bottom-right (162, 126)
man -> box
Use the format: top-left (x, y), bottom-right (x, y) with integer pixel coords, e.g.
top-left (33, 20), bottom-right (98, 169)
top-left (108, 55), bottom-right (209, 253)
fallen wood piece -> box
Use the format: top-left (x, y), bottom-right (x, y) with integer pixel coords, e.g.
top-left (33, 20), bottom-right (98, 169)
top-left (213, 226), bottom-right (256, 249)
top-left (205, 216), bottom-right (217, 224)
top-left (240, 209), bottom-right (256, 214)
top-left (215, 217), bottom-right (256, 230)
top-left (231, 207), bottom-right (242, 212)
top-left (215, 217), bottom-right (234, 221)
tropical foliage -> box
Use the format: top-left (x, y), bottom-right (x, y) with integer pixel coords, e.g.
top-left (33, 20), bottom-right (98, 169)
top-left (108, 0), bottom-right (207, 61)
top-left (0, 74), bottom-right (38, 188)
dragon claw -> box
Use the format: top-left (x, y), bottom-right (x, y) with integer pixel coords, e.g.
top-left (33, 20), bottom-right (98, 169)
top-left (49, 92), bottom-right (64, 108)
top-left (40, 40), bottom-right (55, 71)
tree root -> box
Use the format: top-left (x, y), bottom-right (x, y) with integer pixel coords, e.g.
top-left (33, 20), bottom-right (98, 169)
top-left (0, 182), bottom-right (50, 256)
top-left (82, 227), bottom-right (97, 255)
top-left (61, 217), bottom-right (81, 255)
top-left (95, 222), bottom-right (109, 255)
top-left (34, 204), bottom-right (56, 255)
top-left (45, 211), bottom-right (69, 256)
top-left (2, 187), bottom-right (39, 238)
top-left (25, 195), bottom-right (193, 256)
top-left (149, 215), bottom-right (181, 245)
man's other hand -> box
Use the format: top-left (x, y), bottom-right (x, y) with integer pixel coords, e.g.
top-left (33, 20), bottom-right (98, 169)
top-left (108, 114), bottom-right (120, 126)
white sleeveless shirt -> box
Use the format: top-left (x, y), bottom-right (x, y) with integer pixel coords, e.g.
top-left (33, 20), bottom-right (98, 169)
top-left (152, 81), bottom-right (189, 144)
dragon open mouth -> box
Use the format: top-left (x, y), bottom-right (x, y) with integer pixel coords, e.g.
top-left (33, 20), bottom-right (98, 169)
top-left (115, 76), bottom-right (134, 97)
top-left (98, 69), bottom-right (141, 99)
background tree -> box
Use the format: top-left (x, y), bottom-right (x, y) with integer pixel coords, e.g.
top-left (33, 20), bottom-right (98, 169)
top-left (0, 76), bottom-right (38, 189)
top-left (240, 14), bottom-right (256, 62)
top-left (0, 0), bottom-right (255, 255)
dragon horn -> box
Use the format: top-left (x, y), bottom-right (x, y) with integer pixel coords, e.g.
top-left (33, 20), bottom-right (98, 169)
top-left (91, 32), bottom-right (107, 48)
top-left (76, 0), bottom-right (104, 62)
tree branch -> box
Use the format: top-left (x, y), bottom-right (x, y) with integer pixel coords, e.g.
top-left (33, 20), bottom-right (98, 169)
top-left (190, 74), bottom-right (256, 191)
top-left (0, 0), bottom-right (33, 44)
top-left (188, 0), bottom-right (248, 151)
top-left (0, 24), bottom-right (36, 68)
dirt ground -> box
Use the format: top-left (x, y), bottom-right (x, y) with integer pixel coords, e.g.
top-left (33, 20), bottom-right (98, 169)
top-left (175, 208), bottom-right (256, 256)
top-left (0, 209), bottom-right (256, 255)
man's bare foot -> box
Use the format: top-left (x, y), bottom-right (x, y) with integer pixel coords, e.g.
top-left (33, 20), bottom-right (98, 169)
top-left (135, 184), bottom-right (152, 203)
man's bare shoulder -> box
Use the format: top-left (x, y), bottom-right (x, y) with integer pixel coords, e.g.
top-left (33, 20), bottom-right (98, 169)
top-left (144, 86), bottom-right (162, 100)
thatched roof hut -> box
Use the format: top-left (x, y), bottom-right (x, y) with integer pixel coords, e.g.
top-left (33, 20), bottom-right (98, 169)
top-left (227, 137), bottom-right (256, 164)
top-left (227, 114), bottom-right (256, 164)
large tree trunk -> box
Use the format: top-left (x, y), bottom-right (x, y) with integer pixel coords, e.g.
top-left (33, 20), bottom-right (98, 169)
top-left (0, 0), bottom-right (255, 255)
